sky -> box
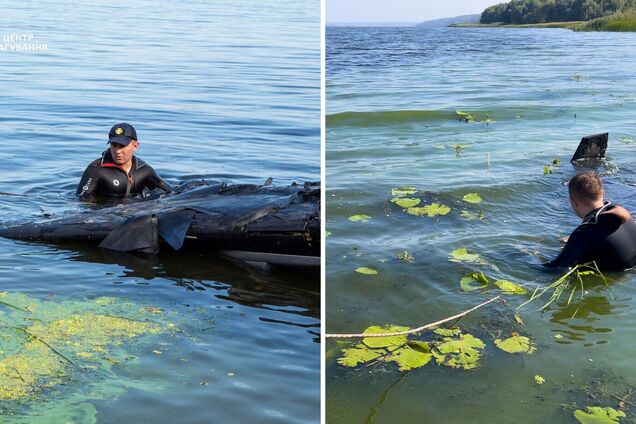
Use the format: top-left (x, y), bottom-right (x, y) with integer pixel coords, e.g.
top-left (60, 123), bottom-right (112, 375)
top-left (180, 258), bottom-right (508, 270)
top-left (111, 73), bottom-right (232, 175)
top-left (327, 0), bottom-right (501, 24)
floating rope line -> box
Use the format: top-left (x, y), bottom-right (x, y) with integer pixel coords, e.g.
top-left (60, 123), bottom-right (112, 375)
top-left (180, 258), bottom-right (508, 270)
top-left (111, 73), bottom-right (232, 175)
top-left (325, 296), bottom-right (501, 339)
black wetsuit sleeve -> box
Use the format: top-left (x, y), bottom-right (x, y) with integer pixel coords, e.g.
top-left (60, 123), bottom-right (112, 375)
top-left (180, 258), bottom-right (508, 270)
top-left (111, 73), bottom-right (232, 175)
top-left (145, 166), bottom-right (172, 193)
top-left (76, 163), bottom-right (101, 201)
top-left (544, 224), bottom-right (594, 268)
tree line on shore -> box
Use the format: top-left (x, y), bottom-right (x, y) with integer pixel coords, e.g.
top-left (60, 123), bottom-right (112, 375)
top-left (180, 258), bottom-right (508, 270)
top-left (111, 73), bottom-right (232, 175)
top-left (480, 0), bottom-right (636, 24)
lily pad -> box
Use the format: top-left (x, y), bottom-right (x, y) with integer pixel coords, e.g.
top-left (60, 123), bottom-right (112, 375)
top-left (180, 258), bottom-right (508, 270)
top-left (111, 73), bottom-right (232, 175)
top-left (386, 344), bottom-right (432, 371)
top-left (433, 333), bottom-right (485, 370)
top-left (460, 210), bottom-right (485, 221)
top-left (493, 279), bottom-right (527, 295)
top-left (460, 272), bottom-right (489, 292)
top-left (574, 406), bottom-right (626, 424)
top-left (448, 248), bottom-right (484, 264)
top-left (391, 186), bottom-right (417, 197)
top-left (455, 110), bottom-right (475, 122)
top-left (349, 214), bottom-right (371, 222)
top-left (337, 346), bottom-right (384, 367)
top-left (390, 197), bottom-right (421, 208)
top-left (355, 267), bottom-right (378, 275)
top-left (494, 335), bottom-right (536, 354)
top-left (462, 193), bottom-right (482, 204)
top-left (325, 231), bottom-right (332, 237)
top-left (362, 325), bottom-right (409, 349)
top-left (406, 203), bottom-right (451, 217)
top-left (433, 328), bottom-right (461, 337)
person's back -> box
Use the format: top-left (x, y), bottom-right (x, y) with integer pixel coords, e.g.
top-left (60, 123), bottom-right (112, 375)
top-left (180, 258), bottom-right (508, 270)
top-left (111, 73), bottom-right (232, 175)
top-left (76, 123), bottom-right (171, 201)
top-left (545, 172), bottom-right (636, 271)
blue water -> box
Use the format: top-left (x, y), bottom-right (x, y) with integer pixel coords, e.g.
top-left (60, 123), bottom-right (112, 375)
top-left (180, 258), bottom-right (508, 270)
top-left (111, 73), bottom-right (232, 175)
top-left (0, 1), bottom-right (319, 422)
top-left (327, 25), bottom-right (636, 423)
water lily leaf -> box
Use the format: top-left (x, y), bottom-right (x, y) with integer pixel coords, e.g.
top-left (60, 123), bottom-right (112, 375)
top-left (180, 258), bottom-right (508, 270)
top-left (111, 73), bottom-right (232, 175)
top-left (349, 214), bottom-right (371, 222)
top-left (386, 344), bottom-right (432, 371)
top-left (337, 346), bottom-right (384, 367)
top-left (433, 328), bottom-right (461, 337)
top-left (325, 231), bottom-right (332, 237)
top-left (362, 325), bottom-right (409, 349)
top-left (493, 280), bottom-right (527, 295)
top-left (455, 110), bottom-right (475, 122)
top-left (355, 267), bottom-right (378, 275)
top-left (460, 272), bottom-right (489, 292)
top-left (449, 248), bottom-right (484, 264)
top-left (390, 197), bottom-right (421, 208)
top-left (619, 136), bottom-right (635, 144)
top-left (433, 333), bottom-right (485, 370)
top-left (495, 335), bottom-right (536, 354)
top-left (574, 406), bottom-right (626, 424)
top-left (391, 186), bottom-right (417, 196)
top-left (460, 210), bottom-right (485, 221)
top-left (463, 193), bottom-right (482, 204)
top-left (406, 203), bottom-right (451, 217)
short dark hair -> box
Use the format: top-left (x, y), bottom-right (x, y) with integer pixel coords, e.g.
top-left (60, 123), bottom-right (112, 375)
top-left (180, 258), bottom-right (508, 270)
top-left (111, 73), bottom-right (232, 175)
top-left (568, 172), bottom-right (603, 202)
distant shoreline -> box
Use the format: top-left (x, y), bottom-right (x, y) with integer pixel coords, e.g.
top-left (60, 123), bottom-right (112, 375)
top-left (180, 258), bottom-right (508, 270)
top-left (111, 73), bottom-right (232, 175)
top-left (449, 21), bottom-right (582, 29)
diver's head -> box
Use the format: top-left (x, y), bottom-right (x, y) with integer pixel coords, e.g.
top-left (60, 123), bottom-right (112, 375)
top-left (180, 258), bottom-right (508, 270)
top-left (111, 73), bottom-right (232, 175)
top-left (108, 123), bottom-right (139, 167)
top-left (568, 171), bottom-right (604, 218)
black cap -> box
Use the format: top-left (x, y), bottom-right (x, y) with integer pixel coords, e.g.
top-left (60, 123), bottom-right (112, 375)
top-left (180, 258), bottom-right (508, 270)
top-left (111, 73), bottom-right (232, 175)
top-left (108, 123), bottom-right (137, 146)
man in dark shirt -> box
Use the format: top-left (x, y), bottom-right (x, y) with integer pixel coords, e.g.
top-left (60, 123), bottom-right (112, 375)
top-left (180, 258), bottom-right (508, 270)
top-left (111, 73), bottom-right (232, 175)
top-left (545, 172), bottom-right (636, 271)
top-left (76, 123), bottom-right (171, 201)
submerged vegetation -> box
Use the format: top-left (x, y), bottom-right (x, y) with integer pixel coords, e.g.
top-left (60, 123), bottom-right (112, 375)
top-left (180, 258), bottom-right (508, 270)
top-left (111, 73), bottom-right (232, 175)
top-left (518, 262), bottom-right (608, 317)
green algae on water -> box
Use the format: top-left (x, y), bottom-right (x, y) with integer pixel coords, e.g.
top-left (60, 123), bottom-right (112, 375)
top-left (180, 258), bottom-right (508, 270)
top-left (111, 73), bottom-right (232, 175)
top-left (0, 292), bottom-right (172, 405)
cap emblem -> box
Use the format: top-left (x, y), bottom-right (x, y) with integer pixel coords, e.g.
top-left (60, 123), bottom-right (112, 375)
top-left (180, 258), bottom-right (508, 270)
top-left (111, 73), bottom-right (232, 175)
top-left (113, 180), bottom-right (120, 187)
top-left (114, 127), bottom-right (124, 135)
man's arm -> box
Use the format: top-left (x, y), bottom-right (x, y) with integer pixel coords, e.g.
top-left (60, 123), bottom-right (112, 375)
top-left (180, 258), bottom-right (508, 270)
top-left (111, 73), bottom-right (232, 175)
top-left (544, 225), bottom-right (593, 268)
top-left (76, 162), bottom-right (101, 201)
top-left (145, 166), bottom-right (172, 193)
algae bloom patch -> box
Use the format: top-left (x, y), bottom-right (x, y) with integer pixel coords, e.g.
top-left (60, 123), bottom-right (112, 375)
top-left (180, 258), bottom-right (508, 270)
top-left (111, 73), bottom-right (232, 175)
top-left (0, 293), bottom-right (170, 402)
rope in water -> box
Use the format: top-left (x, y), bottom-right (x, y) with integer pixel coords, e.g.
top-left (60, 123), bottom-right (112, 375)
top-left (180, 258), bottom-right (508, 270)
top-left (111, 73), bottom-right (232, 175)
top-left (325, 296), bottom-right (501, 339)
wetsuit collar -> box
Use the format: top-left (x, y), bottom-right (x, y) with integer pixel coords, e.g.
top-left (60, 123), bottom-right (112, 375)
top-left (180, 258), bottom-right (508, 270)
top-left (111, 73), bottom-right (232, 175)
top-left (582, 201), bottom-right (612, 224)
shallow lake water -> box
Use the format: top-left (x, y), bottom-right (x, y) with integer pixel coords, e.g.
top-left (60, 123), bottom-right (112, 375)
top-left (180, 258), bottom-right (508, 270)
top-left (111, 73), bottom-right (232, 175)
top-left (326, 25), bottom-right (636, 423)
top-left (0, 1), bottom-right (319, 422)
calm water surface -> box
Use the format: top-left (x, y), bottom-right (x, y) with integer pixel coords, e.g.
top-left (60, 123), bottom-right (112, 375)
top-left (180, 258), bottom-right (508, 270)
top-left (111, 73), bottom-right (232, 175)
top-left (0, 1), bottom-right (319, 422)
top-left (327, 25), bottom-right (636, 423)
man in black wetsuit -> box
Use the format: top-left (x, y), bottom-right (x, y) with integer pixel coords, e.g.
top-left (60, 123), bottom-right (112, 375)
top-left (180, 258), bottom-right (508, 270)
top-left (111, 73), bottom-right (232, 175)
top-left (545, 172), bottom-right (636, 271)
top-left (76, 123), bottom-right (171, 201)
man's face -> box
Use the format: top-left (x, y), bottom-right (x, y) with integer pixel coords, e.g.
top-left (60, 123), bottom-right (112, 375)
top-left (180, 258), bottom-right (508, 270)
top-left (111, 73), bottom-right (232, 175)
top-left (109, 140), bottom-right (138, 166)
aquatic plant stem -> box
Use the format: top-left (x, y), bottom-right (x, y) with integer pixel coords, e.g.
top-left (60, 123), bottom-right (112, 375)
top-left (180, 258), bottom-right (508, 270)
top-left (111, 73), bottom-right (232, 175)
top-left (17, 328), bottom-right (82, 371)
top-left (325, 296), bottom-right (500, 339)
